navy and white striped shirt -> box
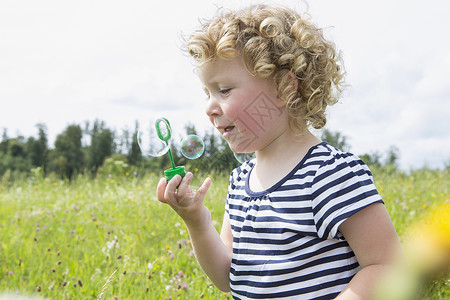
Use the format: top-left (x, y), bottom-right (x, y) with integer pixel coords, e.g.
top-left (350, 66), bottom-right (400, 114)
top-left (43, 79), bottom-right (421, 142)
top-left (226, 142), bottom-right (383, 299)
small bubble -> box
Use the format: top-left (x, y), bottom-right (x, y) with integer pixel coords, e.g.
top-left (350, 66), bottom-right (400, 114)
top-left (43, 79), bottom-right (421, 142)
top-left (180, 135), bottom-right (205, 159)
top-left (234, 152), bottom-right (256, 164)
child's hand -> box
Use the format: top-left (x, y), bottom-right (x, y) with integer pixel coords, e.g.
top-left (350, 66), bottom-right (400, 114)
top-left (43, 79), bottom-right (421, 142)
top-left (156, 172), bottom-right (212, 227)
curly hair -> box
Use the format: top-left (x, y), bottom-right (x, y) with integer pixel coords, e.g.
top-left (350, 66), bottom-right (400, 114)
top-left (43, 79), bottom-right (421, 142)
top-left (184, 4), bottom-right (345, 131)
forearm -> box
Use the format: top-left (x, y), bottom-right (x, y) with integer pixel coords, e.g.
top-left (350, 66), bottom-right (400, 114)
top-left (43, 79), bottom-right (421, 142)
top-left (185, 215), bottom-right (232, 292)
top-left (336, 265), bottom-right (386, 300)
top-left (156, 175), bottom-right (232, 291)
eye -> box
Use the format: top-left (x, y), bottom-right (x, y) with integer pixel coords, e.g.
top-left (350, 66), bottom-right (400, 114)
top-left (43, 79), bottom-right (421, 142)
top-left (219, 88), bottom-right (231, 96)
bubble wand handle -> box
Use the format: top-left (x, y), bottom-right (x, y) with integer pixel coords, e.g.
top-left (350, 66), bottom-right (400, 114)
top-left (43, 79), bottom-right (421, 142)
top-left (166, 145), bottom-right (176, 169)
top-left (154, 117), bottom-right (186, 181)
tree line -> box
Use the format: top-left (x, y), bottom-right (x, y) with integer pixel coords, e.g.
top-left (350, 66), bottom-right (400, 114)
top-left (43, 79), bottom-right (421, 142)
top-left (0, 120), bottom-right (241, 180)
top-left (0, 120), bottom-right (401, 180)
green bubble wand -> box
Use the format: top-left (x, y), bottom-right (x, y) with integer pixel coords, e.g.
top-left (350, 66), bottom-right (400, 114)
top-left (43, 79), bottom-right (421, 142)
top-left (155, 117), bottom-right (186, 182)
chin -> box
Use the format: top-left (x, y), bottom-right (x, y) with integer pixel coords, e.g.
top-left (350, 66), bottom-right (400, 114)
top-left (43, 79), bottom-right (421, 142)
top-left (227, 141), bottom-right (255, 154)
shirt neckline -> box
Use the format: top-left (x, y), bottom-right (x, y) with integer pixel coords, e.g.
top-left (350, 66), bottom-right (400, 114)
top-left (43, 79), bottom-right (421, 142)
top-left (244, 141), bottom-right (327, 197)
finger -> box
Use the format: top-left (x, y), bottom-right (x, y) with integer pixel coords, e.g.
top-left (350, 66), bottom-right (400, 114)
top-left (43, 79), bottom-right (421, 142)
top-left (177, 172), bottom-right (193, 198)
top-left (156, 178), bottom-right (167, 203)
top-left (195, 177), bottom-right (212, 200)
top-left (164, 175), bottom-right (182, 204)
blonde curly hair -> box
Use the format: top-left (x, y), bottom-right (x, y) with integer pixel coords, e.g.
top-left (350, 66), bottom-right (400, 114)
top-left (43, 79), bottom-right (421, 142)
top-left (184, 4), bottom-right (345, 131)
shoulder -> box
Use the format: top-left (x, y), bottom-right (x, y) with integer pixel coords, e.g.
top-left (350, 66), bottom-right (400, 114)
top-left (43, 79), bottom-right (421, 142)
top-left (228, 159), bottom-right (255, 190)
top-left (310, 142), bottom-right (373, 182)
top-left (309, 143), bottom-right (383, 239)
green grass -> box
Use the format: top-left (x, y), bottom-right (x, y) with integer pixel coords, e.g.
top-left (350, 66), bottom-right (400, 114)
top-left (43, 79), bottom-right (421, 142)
top-left (0, 168), bottom-right (449, 299)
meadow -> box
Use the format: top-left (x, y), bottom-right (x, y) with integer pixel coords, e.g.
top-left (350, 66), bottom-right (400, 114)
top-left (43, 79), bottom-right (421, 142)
top-left (0, 167), bottom-right (449, 299)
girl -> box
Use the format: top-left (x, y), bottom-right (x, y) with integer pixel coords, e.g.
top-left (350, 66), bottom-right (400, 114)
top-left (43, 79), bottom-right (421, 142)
top-left (157, 4), bottom-right (401, 299)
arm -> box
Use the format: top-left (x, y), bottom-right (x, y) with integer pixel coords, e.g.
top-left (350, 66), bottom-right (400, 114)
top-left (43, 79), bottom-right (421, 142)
top-left (156, 172), bottom-right (232, 292)
top-left (336, 203), bottom-right (402, 299)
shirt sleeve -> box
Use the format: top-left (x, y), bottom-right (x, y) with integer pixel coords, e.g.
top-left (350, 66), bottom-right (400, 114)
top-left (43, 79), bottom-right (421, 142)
top-left (310, 152), bottom-right (383, 240)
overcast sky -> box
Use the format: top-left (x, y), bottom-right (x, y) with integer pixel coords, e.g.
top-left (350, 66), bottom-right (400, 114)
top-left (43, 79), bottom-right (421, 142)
top-left (1, 0), bottom-right (449, 170)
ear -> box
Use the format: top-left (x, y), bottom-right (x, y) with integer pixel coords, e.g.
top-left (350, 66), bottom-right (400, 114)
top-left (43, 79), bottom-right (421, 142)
top-left (287, 70), bottom-right (298, 93)
top-left (275, 70), bottom-right (298, 108)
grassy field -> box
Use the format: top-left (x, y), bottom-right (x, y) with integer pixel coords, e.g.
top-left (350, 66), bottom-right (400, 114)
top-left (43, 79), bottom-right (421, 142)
top-left (0, 167), bottom-right (449, 299)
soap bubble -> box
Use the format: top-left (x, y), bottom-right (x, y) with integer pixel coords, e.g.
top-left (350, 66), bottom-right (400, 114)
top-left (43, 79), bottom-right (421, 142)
top-left (180, 135), bottom-right (205, 159)
top-left (234, 152), bottom-right (256, 164)
top-left (137, 119), bottom-right (171, 157)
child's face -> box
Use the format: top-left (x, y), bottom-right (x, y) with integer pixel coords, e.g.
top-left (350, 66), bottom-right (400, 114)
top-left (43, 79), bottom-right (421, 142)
top-left (197, 56), bottom-right (288, 153)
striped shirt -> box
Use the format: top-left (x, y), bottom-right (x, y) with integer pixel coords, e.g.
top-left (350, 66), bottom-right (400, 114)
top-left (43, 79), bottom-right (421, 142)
top-left (226, 142), bottom-right (383, 299)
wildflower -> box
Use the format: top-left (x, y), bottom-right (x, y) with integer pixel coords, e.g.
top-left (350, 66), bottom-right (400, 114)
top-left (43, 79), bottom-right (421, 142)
top-left (36, 227), bottom-right (40, 232)
top-left (133, 171), bottom-right (137, 176)
top-left (131, 271), bottom-right (137, 275)
top-left (169, 254), bottom-right (175, 260)
top-left (108, 174), bottom-right (112, 178)
top-left (180, 282), bottom-right (188, 290)
top-left (8, 271), bottom-right (13, 275)
top-left (106, 239), bottom-right (119, 250)
top-left (147, 262), bottom-right (153, 270)
top-left (166, 245), bottom-right (171, 250)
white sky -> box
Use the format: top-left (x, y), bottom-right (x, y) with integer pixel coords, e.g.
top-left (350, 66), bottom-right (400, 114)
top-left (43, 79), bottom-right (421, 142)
top-left (1, 0), bottom-right (449, 170)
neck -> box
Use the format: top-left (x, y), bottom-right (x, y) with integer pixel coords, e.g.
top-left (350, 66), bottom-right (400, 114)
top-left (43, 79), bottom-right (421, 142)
top-left (249, 128), bottom-right (321, 192)
top-left (255, 128), bottom-right (320, 165)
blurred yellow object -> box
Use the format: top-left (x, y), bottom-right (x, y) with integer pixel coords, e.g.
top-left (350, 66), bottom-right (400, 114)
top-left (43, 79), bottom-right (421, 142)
top-left (374, 202), bottom-right (450, 300)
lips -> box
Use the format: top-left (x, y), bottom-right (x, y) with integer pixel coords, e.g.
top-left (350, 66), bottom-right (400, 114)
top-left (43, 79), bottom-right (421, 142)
top-left (215, 124), bottom-right (235, 138)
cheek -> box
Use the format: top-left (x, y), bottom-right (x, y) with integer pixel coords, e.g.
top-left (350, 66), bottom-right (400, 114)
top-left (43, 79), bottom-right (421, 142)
top-left (222, 104), bottom-right (241, 120)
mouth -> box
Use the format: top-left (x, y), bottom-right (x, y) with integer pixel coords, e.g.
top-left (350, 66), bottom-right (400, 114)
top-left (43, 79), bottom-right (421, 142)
top-left (217, 125), bottom-right (235, 137)
top-left (224, 126), bottom-right (234, 133)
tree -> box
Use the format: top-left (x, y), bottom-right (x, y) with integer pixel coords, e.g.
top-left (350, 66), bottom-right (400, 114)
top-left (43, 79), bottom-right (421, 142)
top-left (359, 151), bottom-right (382, 168)
top-left (320, 129), bottom-right (350, 151)
top-left (0, 128), bottom-right (8, 154)
top-left (127, 120), bottom-right (142, 166)
top-left (0, 138), bottom-right (31, 174)
top-left (26, 124), bottom-right (48, 169)
top-left (385, 145), bottom-right (400, 167)
top-left (86, 120), bottom-right (115, 172)
top-left (49, 124), bottom-right (84, 178)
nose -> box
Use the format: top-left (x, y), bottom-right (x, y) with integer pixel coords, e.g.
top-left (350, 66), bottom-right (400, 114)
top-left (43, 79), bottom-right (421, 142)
top-left (205, 97), bottom-right (221, 118)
